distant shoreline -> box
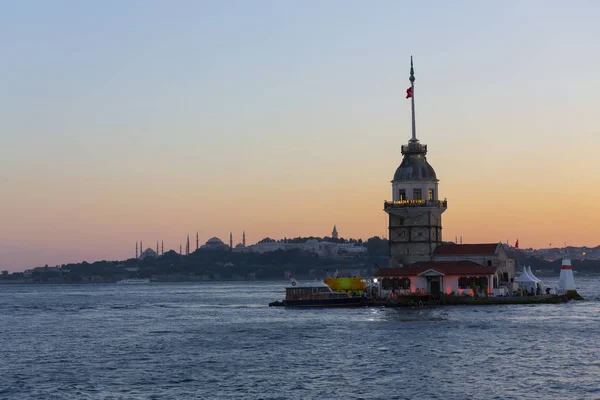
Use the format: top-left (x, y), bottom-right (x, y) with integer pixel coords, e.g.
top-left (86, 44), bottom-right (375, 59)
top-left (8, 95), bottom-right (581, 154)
top-left (1, 273), bottom-right (599, 285)
top-left (0, 278), bottom-right (290, 285)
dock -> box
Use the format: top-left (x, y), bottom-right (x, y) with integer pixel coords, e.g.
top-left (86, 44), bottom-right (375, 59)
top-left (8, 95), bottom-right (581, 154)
top-left (270, 290), bottom-right (584, 308)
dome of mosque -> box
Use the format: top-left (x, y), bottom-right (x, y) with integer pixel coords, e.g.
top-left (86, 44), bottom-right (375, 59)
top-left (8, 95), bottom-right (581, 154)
top-left (201, 237), bottom-right (230, 250)
top-left (206, 237), bottom-right (224, 246)
top-left (139, 248), bottom-right (157, 260)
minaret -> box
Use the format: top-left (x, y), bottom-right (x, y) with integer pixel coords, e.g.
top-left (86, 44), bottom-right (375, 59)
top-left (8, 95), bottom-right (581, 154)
top-left (243, 231), bottom-right (246, 247)
top-left (179, 245), bottom-right (182, 256)
top-left (140, 240), bottom-right (143, 253)
top-left (332, 225), bottom-right (339, 239)
top-left (161, 240), bottom-right (164, 255)
top-left (229, 232), bottom-right (233, 250)
top-left (196, 232), bottom-right (199, 251)
top-left (136, 242), bottom-right (138, 259)
top-left (186, 234), bottom-right (190, 255)
top-left (384, 57), bottom-right (447, 267)
top-left (156, 241), bottom-right (159, 256)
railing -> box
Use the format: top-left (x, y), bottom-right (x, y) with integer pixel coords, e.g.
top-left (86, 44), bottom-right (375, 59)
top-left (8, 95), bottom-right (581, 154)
top-left (384, 199), bottom-right (448, 209)
top-left (401, 142), bottom-right (427, 155)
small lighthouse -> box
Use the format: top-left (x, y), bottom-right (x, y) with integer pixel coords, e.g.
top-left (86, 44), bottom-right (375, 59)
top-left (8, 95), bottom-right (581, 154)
top-left (558, 258), bottom-right (576, 292)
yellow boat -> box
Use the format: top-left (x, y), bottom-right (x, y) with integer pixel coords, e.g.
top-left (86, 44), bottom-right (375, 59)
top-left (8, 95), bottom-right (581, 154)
top-left (323, 277), bottom-right (366, 294)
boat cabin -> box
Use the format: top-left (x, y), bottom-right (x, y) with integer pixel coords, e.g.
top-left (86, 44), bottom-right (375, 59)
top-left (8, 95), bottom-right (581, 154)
top-left (285, 281), bottom-right (350, 301)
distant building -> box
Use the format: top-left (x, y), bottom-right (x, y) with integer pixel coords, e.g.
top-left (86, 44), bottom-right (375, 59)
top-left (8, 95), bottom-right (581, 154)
top-left (201, 237), bottom-right (230, 250)
top-left (332, 225), bottom-right (338, 239)
top-left (247, 238), bottom-right (366, 258)
top-left (248, 241), bottom-right (287, 254)
top-left (139, 248), bottom-right (158, 260)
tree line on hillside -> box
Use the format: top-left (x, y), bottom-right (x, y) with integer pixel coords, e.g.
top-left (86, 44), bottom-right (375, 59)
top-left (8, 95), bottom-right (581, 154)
top-left (516, 251), bottom-right (600, 274)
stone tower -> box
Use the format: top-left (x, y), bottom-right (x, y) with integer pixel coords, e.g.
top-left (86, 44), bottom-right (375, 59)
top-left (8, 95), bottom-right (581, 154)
top-left (331, 225), bottom-right (338, 239)
top-left (384, 57), bottom-right (447, 267)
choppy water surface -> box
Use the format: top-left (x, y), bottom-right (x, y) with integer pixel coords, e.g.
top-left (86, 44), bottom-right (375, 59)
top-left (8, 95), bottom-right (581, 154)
top-left (1, 277), bottom-right (599, 399)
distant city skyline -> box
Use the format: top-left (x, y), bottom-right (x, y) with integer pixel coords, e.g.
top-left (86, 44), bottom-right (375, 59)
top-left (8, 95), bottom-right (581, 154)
top-left (2, 1), bottom-right (600, 271)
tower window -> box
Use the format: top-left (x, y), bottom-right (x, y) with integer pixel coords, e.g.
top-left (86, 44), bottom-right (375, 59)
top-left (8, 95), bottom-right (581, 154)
top-left (398, 189), bottom-right (406, 201)
top-left (428, 189), bottom-right (434, 201)
top-left (413, 189), bottom-right (422, 200)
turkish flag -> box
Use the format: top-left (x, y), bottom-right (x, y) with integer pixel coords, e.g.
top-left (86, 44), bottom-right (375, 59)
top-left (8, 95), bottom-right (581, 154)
top-left (515, 239), bottom-right (519, 249)
top-left (406, 87), bottom-right (413, 99)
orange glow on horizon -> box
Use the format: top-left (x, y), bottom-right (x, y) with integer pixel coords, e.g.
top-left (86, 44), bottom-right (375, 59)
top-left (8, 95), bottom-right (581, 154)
top-left (3, 3), bottom-right (600, 273)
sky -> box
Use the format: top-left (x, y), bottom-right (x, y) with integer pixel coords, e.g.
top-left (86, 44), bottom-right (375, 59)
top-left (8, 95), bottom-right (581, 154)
top-left (1, 1), bottom-right (600, 272)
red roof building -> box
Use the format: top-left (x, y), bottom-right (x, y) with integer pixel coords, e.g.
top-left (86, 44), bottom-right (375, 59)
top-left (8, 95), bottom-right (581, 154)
top-left (375, 261), bottom-right (498, 277)
top-left (434, 243), bottom-right (501, 256)
top-left (374, 260), bottom-right (499, 297)
top-left (432, 242), bottom-right (514, 285)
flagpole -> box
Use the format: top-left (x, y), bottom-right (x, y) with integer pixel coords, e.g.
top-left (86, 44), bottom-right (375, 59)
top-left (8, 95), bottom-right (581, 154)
top-left (410, 56), bottom-right (416, 141)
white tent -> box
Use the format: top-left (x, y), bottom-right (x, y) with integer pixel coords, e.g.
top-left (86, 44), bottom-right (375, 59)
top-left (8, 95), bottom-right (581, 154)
top-left (515, 266), bottom-right (538, 291)
top-left (521, 265), bottom-right (537, 282)
top-left (527, 266), bottom-right (542, 283)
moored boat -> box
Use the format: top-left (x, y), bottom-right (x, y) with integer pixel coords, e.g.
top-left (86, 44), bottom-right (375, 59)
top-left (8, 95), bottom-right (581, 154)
top-left (116, 278), bottom-right (151, 284)
top-left (277, 275), bottom-right (365, 307)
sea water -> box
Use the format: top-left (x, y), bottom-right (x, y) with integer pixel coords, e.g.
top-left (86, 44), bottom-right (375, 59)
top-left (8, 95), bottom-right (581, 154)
top-left (1, 277), bottom-right (599, 399)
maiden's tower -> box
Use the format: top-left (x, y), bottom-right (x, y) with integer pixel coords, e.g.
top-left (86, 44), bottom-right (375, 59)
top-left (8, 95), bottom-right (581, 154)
top-left (384, 57), bottom-right (447, 267)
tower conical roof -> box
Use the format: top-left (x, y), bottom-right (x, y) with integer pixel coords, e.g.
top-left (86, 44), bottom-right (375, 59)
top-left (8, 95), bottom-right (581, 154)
top-left (393, 150), bottom-right (438, 181)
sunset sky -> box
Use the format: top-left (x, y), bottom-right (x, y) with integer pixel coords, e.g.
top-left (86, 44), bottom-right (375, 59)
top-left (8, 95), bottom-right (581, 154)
top-left (2, 1), bottom-right (600, 271)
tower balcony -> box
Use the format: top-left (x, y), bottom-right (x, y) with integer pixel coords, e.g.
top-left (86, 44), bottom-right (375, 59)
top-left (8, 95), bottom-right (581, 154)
top-left (384, 199), bottom-right (448, 210)
top-left (401, 142), bottom-right (427, 155)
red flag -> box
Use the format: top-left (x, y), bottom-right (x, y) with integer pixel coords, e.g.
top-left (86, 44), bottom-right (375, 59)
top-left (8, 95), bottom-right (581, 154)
top-left (406, 87), bottom-right (412, 99)
top-left (515, 239), bottom-right (519, 249)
